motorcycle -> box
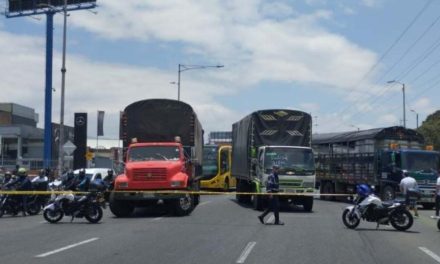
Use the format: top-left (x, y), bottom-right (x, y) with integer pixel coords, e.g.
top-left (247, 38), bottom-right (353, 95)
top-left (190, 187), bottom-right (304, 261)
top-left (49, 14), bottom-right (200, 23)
top-left (43, 190), bottom-right (104, 224)
top-left (0, 187), bottom-right (41, 217)
top-left (342, 193), bottom-right (414, 231)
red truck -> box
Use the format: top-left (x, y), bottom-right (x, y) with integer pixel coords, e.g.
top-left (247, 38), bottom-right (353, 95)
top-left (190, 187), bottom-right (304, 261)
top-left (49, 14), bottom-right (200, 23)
top-left (109, 99), bottom-right (204, 217)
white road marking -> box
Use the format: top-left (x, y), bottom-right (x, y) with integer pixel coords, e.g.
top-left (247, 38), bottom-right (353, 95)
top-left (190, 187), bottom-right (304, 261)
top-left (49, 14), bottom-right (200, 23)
top-left (236, 242), bottom-right (257, 263)
top-left (35, 238), bottom-right (99, 258)
top-left (198, 201), bottom-right (212, 206)
top-left (152, 217), bottom-right (163, 221)
top-left (39, 221), bottom-right (47, 224)
top-left (419, 247), bottom-right (440, 263)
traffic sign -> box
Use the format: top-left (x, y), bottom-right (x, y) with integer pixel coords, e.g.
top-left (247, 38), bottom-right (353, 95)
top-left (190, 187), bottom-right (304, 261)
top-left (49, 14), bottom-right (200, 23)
top-left (63, 140), bottom-right (77, 155)
top-left (85, 151), bottom-right (94, 161)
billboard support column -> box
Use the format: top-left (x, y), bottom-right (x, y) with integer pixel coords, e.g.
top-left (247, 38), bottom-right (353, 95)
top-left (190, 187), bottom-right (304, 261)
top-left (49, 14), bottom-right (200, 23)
top-left (44, 11), bottom-right (55, 168)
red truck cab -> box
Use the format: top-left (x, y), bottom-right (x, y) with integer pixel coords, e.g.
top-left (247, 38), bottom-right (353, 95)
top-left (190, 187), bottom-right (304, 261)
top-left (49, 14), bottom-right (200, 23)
top-left (115, 142), bottom-right (190, 191)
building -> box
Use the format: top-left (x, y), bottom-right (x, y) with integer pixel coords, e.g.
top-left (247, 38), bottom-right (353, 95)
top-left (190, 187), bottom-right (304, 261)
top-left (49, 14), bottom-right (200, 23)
top-left (208, 131), bottom-right (232, 145)
top-left (0, 103), bottom-right (73, 170)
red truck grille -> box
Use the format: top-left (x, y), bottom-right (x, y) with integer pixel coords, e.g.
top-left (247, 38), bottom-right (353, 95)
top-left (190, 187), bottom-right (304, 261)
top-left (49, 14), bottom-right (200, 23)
top-left (133, 168), bottom-right (167, 181)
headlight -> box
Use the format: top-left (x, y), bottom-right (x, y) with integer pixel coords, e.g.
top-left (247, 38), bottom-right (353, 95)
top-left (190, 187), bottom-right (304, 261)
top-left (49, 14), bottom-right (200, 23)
top-left (171, 181), bottom-right (183, 187)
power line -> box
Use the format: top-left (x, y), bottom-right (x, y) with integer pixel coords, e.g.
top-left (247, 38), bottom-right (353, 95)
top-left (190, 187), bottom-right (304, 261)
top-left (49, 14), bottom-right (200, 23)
top-left (333, 0), bottom-right (434, 120)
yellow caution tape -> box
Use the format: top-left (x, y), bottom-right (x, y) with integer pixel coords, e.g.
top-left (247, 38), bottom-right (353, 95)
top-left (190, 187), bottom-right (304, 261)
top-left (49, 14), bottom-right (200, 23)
top-left (0, 190), bottom-right (352, 197)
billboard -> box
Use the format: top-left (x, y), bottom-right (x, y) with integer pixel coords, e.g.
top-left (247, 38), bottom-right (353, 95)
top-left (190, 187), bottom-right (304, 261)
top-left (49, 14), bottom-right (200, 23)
top-left (8, 0), bottom-right (96, 13)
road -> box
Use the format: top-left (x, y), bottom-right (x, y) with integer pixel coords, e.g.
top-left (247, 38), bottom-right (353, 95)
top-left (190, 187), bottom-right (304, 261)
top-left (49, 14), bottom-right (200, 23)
top-left (1, 195), bottom-right (440, 264)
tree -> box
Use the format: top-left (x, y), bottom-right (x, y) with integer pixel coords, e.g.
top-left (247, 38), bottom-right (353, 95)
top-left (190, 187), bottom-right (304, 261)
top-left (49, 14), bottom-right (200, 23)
top-left (417, 110), bottom-right (440, 150)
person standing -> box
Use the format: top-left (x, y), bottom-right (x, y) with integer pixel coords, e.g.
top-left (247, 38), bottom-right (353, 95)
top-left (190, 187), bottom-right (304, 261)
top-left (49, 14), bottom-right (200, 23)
top-left (434, 173), bottom-right (440, 218)
top-left (399, 173), bottom-right (419, 217)
top-left (258, 165), bottom-right (284, 225)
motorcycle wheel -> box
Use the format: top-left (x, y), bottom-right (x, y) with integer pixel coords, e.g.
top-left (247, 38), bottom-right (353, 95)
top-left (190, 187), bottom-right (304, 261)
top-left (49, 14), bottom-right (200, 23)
top-left (43, 209), bottom-right (64, 223)
top-left (27, 202), bottom-right (41, 215)
top-left (85, 205), bottom-right (103, 224)
top-left (342, 209), bottom-right (360, 229)
top-left (390, 210), bottom-right (413, 231)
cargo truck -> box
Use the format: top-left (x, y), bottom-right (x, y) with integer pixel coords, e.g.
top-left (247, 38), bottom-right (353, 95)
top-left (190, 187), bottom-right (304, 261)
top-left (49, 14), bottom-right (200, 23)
top-left (232, 109), bottom-right (315, 212)
top-left (313, 126), bottom-right (440, 208)
top-left (110, 99), bottom-right (203, 217)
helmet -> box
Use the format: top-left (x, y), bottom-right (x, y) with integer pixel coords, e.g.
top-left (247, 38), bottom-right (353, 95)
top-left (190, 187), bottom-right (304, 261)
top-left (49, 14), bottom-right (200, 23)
top-left (95, 173), bottom-right (102, 180)
top-left (67, 170), bottom-right (74, 180)
top-left (107, 170), bottom-right (113, 176)
top-left (17, 168), bottom-right (27, 177)
top-left (356, 184), bottom-right (372, 197)
top-left (4, 171), bottom-right (12, 177)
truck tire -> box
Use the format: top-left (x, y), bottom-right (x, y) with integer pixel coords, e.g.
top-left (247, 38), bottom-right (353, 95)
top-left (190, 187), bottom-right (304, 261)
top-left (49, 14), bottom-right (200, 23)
top-left (321, 182), bottom-right (334, 201)
top-left (172, 194), bottom-right (194, 216)
top-left (109, 195), bottom-right (134, 217)
top-left (303, 197), bottom-right (313, 212)
top-left (236, 180), bottom-right (246, 203)
top-left (422, 203), bottom-right (434, 210)
top-left (381, 185), bottom-right (395, 201)
top-left (252, 192), bottom-right (263, 211)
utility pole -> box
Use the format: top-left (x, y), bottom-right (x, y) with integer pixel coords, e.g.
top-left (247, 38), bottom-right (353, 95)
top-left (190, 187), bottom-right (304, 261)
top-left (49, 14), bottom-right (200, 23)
top-left (58, 0), bottom-right (68, 176)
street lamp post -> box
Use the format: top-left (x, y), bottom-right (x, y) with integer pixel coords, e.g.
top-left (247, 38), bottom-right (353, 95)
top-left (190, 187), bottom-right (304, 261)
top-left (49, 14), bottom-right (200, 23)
top-left (410, 109), bottom-right (419, 129)
top-left (177, 64), bottom-right (224, 101)
top-left (387, 80), bottom-right (406, 128)
top-left (58, 0), bottom-right (68, 176)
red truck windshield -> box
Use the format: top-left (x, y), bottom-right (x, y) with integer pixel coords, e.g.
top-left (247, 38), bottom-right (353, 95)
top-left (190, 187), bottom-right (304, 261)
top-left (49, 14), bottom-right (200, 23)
top-left (128, 146), bottom-right (180, 162)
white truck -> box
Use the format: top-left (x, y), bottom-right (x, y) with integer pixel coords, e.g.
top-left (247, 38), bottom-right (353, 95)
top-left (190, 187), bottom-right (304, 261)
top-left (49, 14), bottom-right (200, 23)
top-left (232, 109), bottom-right (316, 211)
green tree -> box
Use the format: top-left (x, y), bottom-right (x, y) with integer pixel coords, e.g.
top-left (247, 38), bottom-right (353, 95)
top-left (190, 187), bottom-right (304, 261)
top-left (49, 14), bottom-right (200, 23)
top-left (417, 110), bottom-right (440, 150)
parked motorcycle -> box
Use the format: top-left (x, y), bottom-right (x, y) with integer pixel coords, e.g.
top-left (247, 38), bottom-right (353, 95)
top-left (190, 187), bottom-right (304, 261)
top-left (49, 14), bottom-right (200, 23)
top-left (0, 188), bottom-right (41, 217)
top-left (43, 191), bottom-right (104, 224)
top-left (342, 184), bottom-right (413, 231)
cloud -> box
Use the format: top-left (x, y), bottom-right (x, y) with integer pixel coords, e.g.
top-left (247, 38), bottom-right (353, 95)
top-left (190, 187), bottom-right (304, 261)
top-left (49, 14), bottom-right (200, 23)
top-left (1, 1), bottom-right (389, 142)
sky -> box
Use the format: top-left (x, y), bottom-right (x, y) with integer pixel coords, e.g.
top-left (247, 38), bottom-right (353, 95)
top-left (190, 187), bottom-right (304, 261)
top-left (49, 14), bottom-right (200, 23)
top-left (1, 0), bottom-right (440, 148)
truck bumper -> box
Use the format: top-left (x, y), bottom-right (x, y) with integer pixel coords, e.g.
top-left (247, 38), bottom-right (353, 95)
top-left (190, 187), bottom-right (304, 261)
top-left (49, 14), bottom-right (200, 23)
top-left (112, 191), bottom-right (190, 201)
top-left (419, 188), bottom-right (436, 203)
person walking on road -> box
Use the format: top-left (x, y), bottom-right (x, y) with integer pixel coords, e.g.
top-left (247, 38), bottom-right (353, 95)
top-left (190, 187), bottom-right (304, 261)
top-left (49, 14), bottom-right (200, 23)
top-left (258, 165), bottom-right (284, 225)
top-left (433, 173), bottom-right (440, 218)
top-left (399, 173), bottom-right (419, 217)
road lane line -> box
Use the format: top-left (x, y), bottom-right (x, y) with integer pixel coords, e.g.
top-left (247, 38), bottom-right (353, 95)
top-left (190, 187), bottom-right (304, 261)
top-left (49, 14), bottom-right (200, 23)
top-left (35, 237), bottom-right (99, 258)
top-left (198, 201), bottom-right (211, 206)
top-left (419, 247), bottom-right (440, 263)
top-left (236, 242), bottom-right (257, 263)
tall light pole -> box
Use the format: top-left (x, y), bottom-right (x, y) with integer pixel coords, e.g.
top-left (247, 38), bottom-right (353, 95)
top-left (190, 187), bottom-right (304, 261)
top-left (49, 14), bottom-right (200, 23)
top-left (387, 80), bottom-right (406, 128)
top-left (177, 64), bottom-right (224, 101)
top-left (58, 0), bottom-right (68, 176)
top-left (410, 109), bottom-right (419, 129)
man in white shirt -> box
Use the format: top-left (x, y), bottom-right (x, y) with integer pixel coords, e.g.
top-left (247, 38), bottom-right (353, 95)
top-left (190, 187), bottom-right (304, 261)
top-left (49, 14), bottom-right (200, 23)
top-left (400, 174), bottom-right (419, 217)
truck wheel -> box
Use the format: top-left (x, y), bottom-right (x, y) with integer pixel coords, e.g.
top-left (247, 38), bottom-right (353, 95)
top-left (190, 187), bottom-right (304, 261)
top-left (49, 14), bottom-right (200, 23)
top-left (252, 193), bottom-right (263, 211)
top-left (381, 185), bottom-right (395, 201)
top-left (236, 180), bottom-right (245, 203)
top-left (173, 194), bottom-right (194, 216)
top-left (422, 203), bottom-right (434, 210)
top-left (321, 182), bottom-right (334, 201)
top-left (303, 197), bottom-right (313, 212)
top-left (109, 196), bottom-right (134, 217)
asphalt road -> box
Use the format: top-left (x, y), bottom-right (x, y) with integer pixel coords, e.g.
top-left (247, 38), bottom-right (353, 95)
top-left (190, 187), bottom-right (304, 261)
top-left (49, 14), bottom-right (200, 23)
top-left (1, 195), bottom-right (440, 264)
